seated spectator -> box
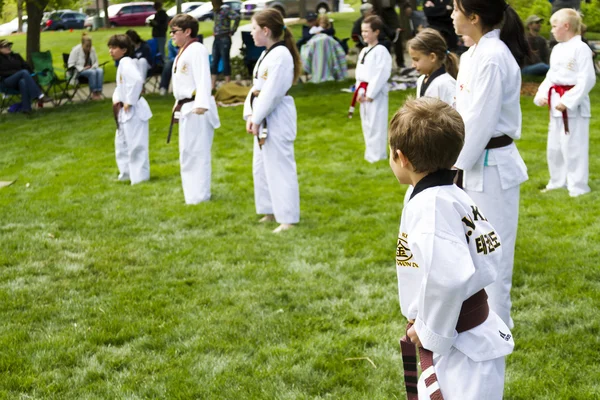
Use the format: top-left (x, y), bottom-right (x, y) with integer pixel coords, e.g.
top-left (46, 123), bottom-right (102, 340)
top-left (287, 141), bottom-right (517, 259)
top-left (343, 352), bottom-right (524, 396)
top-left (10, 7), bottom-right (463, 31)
top-left (159, 38), bottom-right (179, 96)
top-left (126, 29), bottom-right (152, 80)
top-left (297, 12), bottom-right (320, 50)
top-left (301, 32), bottom-right (348, 83)
top-left (0, 40), bottom-right (46, 113)
top-left (68, 33), bottom-right (104, 100)
top-left (402, 2), bottom-right (428, 37)
top-left (522, 15), bottom-right (550, 76)
top-left (351, 3), bottom-right (394, 53)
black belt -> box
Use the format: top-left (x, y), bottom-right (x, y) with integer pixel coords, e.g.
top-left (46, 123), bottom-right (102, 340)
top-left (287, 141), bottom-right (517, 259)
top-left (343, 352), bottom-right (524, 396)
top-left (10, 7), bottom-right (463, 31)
top-left (485, 135), bottom-right (513, 149)
top-left (167, 97), bottom-right (195, 144)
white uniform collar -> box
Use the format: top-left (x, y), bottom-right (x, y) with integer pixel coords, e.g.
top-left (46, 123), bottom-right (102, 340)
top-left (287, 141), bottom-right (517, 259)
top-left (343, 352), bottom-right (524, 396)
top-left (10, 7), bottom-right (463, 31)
top-left (563, 35), bottom-right (582, 44)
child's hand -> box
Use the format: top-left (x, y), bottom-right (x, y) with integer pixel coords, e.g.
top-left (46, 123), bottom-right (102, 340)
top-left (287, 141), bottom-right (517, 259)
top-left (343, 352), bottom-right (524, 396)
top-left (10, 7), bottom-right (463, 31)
top-left (193, 107), bottom-right (207, 115)
top-left (123, 104), bottom-right (131, 112)
top-left (246, 118), bottom-right (254, 134)
top-left (365, 97), bottom-right (373, 102)
top-left (538, 98), bottom-right (548, 107)
top-left (555, 103), bottom-right (567, 112)
top-left (407, 325), bottom-right (422, 347)
top-left (251, 122), bottom-right (260, 136)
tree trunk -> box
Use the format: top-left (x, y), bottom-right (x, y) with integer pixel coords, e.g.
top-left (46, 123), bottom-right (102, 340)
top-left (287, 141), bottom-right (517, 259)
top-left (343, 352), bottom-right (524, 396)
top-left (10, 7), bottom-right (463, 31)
top-left (17, 0), bottom-right (24, 33)
top-left (176, 0), bottom-right (181, 14)
top-left (25, 0), bottom-right (48, 63)
top-left (103, 0), bottom-right (109, 27)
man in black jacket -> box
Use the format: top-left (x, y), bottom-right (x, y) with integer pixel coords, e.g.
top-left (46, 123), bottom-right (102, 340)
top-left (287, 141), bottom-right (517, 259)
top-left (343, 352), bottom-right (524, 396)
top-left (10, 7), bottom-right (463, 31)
top-left (370, 0), bottom-right (404, 68)
top-left (423, 0), bottom-right (457, 50)
top-left (151, 2), bottom-right (169, 62)
top-left (0, 40), bottom-right (44, 113)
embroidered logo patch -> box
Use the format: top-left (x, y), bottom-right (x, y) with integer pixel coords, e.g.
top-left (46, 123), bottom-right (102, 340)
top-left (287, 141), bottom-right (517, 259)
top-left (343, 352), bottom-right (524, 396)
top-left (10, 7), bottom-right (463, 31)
top-left (180, 62), bottom-right (189, 74)
top-left (261, 69), bottom-right (268, 80)
top-left (396, 233), bottom-right (419, 268)
top-left (499, 330), bottom-right (512, 341)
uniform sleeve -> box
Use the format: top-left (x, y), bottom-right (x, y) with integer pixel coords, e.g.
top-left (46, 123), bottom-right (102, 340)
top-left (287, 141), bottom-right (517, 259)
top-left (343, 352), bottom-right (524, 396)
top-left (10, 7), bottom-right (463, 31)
top-left (251, 57), bottom-right (292, 125)
top-left (191, 45), bottom-right (211, 110)
top-left (243, 85), bottom-right (255, 120)
top-left (365, 48), bottom-right (391, 99)
top-left (533, 75), bottom-right (551, 107)
top-left (441, 78), bottom-right (456, 108)
top-left (112, 72), bottom-right (121, 104)
top-left (559, 45), bottom-right (596, 111)
top-left (454, 62), bottom-right (503, 171)
top-left (120, 60), bottom-right (143, 105)
top-left (413, 232), bottom-right (475, 355)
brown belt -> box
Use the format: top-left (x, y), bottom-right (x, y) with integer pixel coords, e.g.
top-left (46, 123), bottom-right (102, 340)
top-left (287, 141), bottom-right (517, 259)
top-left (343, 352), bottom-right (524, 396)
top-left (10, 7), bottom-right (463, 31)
top-left (167, 97), bottom-right (195, 144)
top-left (400, 289), bottom-right (489, 400)
top-left (250, 90), bottom-right (267, 149)
top-left (112, 102), bottom-right (123, 129)
top-left (485, 135), bottom-right (513, 149)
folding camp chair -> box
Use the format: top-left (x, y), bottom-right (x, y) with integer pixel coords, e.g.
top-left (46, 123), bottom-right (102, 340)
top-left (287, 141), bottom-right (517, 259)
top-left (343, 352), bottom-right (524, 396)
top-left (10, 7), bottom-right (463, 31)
top-left (240, 31), bottom-right (265, 77)
top-left (0, 81), bottom-right (21, 113)
top-left (61, 53), bottom-right (108, 102)
top-left (30, 51), bottom-right (67, 106)
top-left (144, 38), bottom-right (165, 93)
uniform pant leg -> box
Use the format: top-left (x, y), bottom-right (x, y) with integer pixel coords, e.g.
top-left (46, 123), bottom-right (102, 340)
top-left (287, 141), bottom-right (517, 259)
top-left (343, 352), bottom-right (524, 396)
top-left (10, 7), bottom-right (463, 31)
top-left (115, 127), bottom-right (130, 181)
top-left (179, 113), bottom-right (213, 204)
top-left (123, 115), bottom-right (150, 185)
top-left (466, 166), bottom-right (519, 329)
top-left (361, 94), bottom-right (388, 163)
top-left (546, 117), bottom-right (567, 189)
top-left (564, 117), bottom-right (590, 196)
top-left (262, 132), bottom-right (300, 224)
top-left (253, 137), bottom-right (274, 215)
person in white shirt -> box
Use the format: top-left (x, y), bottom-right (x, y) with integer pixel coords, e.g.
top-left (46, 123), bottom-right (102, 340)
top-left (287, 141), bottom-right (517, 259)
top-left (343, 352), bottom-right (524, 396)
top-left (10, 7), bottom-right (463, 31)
top-left (390, 97), bottom-right (513, 400)
top-left (534, 8), bottom-right (596, 197)
top-left (108, 34), bottom-right (152, 185)
top-left (451, 0), bottom-right (531, 329)
top-left (353, 15), bottom-right (392, 163)
top-left (68, 34), bottom-right (104, 100)
top-left (170, 14), bottom-right (221, 205)
top-left (243, 8), bottom-right (303, 233)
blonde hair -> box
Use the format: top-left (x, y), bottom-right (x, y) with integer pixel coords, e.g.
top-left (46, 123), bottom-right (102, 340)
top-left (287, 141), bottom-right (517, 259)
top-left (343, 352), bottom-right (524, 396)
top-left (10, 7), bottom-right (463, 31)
top-left (389, 97), bottom-right (464, 173)
top-left (81, 33), bottom-right (92, 45)
top-left (317, 15), bottom-right (330, 29)
top-left (550, 8), bottom-right (582, 35)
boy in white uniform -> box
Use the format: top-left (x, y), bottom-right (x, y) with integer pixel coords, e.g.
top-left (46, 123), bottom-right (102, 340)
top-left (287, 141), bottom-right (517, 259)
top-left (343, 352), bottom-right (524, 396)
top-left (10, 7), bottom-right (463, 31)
top-left (354, 15), bottom-right (392, 163)
top-left (390, 98), bottom-right (514, 400)
top-left (108, 34), bottom-right (152, 185)
top-left (534, 8), bottom-right (596, 197)
top-left (170, 14), bottom-right (220, 204)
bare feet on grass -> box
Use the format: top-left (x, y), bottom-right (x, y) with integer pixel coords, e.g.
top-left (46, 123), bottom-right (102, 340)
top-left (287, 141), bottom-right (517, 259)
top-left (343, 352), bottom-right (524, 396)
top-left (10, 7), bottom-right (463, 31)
top-left (273, 224), bottom-right (293, 233)
top-left (258, 214), bottom-right (275, 223)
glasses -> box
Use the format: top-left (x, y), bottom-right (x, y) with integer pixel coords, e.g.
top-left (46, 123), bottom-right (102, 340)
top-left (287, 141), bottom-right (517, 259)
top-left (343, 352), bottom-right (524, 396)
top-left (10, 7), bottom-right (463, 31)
top-left (170, 29), bottom-right (183, 35)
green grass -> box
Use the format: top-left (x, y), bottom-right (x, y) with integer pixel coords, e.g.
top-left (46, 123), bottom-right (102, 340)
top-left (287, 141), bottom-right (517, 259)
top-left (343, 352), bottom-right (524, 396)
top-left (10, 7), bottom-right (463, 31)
top-left (1, 82), bottom-right (600, 398)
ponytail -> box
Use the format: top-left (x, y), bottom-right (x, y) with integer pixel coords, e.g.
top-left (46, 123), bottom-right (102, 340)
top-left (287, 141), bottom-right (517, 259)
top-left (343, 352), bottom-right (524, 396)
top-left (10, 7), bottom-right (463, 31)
top-left (254, 8), bottom-right (302, 83)
top-left (444, 52), bottom-right (459, 80)
top-left (455, 0), bottom-right (531, 67)
top-left (500, 6), bottom-right (530, 67)
top-left (283, 28), bottom-right (302, 83)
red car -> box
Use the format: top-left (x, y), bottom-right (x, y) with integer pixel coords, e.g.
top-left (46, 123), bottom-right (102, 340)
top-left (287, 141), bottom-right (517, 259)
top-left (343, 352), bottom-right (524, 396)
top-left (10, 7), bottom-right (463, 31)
top-left (109, 2), bottom-right (155, 27)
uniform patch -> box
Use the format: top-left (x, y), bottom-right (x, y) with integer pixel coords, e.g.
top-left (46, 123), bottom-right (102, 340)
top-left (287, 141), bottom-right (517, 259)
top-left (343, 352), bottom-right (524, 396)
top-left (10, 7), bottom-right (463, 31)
top-left (119, 75), bottom-right (123, 84)
top-left (396, 233), bottom-right (419, 268)
top-left (261, 69), bottom-right (268, 80)
top-left (566, 58), bottom-right (575, 71)
top-left (499, 330), bottom-right (512, 341)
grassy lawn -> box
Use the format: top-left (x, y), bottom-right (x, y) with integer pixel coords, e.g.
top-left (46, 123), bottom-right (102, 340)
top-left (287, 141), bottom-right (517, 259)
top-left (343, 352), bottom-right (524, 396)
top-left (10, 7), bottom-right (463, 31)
top-left (1, 79), bottom-right (600, 398)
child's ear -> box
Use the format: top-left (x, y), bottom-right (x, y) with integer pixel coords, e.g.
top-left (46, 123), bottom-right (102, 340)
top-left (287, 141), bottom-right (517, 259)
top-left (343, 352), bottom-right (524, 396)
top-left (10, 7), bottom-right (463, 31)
top-left (397, 150), bottom-right (410, 168)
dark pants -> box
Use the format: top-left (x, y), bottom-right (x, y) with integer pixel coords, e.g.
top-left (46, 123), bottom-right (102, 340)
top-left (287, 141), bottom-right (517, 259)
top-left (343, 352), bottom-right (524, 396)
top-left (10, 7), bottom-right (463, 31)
top-left (155, 36), bottom-right (167, 62)
top-left (211, 35), bottom-right (232, 76)
top-left (160, 59), bottom-right (174, 90)
top-left (380, 9), bottom-right (404, 67)
top-left (2, 70), bottom-right (41, 112)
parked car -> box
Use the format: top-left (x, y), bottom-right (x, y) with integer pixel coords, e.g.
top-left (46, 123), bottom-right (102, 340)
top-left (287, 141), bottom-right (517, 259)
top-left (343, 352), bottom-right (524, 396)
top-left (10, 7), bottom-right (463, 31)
top-left (109, 2), bottom-right (155, 27)
top-left (145, 2), bottom-right (206, 25)
top-left (188, 0), bottom-right (241, 21)
top-left (241, 0), bottom-right (336, 18)
top-left (42, 10), bottom-right (86, 31)
top-left (0, 16), bottom-right (28, 36)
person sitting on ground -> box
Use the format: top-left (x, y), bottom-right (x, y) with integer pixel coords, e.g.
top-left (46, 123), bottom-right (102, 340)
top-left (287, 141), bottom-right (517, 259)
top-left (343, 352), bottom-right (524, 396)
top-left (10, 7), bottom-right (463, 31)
top-left (126, 29), bottom-right (153, 81)
top-left (0, 40), bottom-right (48, 113)
top-left (521, 15), bottom-right (550, 76)
top-left (68, 33), bottom-right (104, 100)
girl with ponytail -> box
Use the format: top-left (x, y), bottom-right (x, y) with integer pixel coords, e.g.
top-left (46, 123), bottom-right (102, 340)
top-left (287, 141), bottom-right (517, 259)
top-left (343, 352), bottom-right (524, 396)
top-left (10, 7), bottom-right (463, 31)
top-left (408, 27), bottom-right (459, 106)
top-left (451, 0), bottom-right (529, 332)
top-left (242, 8), bottom-right (301, 233)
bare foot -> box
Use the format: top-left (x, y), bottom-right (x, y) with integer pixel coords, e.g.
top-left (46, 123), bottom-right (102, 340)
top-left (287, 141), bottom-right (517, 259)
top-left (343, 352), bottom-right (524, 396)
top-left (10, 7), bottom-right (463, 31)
top-left (258, 214), bottom-right (275, 223)
top-left (273, 223), bottom-right (293, 233)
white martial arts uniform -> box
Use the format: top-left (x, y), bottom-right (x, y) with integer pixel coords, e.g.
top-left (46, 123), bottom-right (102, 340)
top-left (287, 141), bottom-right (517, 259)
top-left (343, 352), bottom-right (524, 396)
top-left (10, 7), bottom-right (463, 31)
top-left (455, 30), bottom-right (528, 328)
top-left (172, 41), bottom-right (221, 204)
top-left (243, 44), bottom-right (300, 224)
top-left (404, 69), bottom-right (457, 204)
top-left (397, 170), bottom-right (514, 400)
top-left (534, 35), bottom-right (596, 197)
top-left (113, 56), bottom-right (152, 185)
top-left (355, 43), bottom-right (392, 163)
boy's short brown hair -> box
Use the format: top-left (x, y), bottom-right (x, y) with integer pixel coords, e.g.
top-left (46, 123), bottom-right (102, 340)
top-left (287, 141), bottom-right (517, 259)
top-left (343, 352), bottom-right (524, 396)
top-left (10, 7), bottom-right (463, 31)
top-left (550, 8), bottom-right (582, 35)
top-left (170, 13), bottom-right (199, 37)
top-left (107, 34), bottom-right (133, 57)
top-left (389, 97), bottom-right (464, 173)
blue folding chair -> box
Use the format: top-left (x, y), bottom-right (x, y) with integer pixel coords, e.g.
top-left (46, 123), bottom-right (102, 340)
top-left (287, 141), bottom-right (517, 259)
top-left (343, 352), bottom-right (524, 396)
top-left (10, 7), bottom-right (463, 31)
top-left (145, 38), bottom-right (165, 93)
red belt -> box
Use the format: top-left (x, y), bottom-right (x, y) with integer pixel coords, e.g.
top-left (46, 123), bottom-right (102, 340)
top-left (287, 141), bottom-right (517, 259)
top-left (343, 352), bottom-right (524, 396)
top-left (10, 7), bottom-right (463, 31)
top-left (348, 82), bottom-right (368, 118)
top-left (548, 84), bottom-right (574, 134)
top-left (399, 289), bottom-right (489, 400)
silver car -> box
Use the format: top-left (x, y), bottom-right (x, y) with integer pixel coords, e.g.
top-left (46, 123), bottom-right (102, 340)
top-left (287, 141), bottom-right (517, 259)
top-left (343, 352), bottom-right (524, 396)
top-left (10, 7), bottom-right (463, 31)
top-left (241, 0), bottom-right (337, 19)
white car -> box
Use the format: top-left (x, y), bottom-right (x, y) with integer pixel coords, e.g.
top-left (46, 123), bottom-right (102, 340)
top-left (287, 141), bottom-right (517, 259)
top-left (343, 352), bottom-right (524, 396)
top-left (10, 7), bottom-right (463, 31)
top-left (0, 16), bottom-right (28, 36)
top-left (145, 2), bottom-right (206, 25)
top-left (188, 0), bottom-right (241, 21)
